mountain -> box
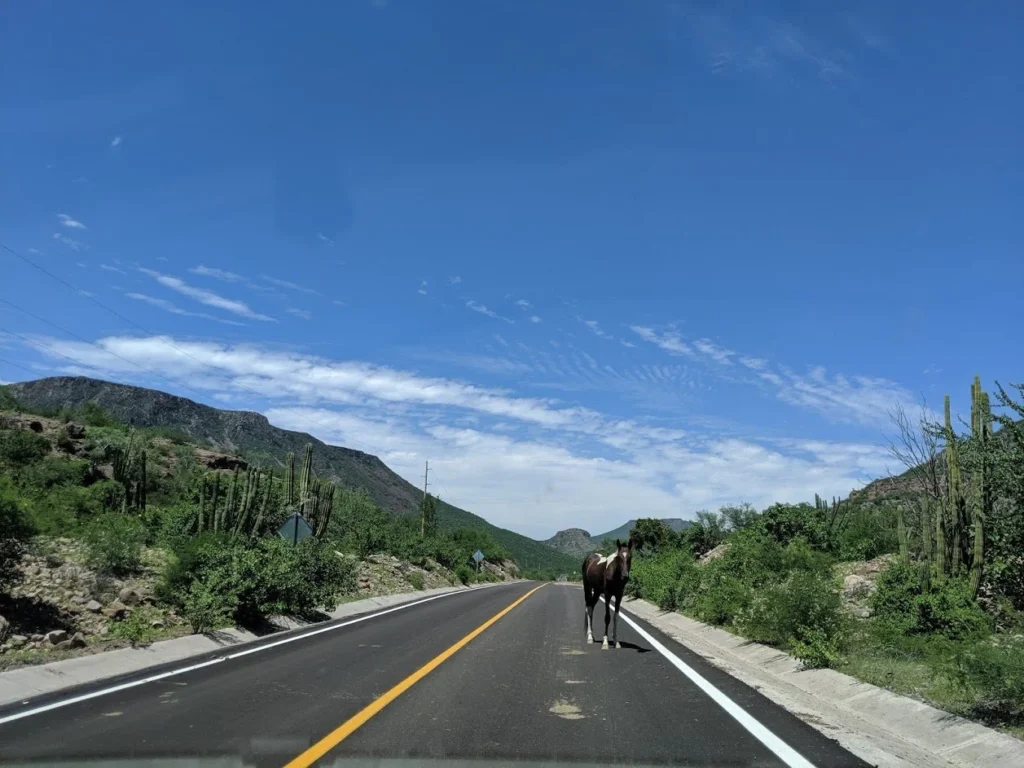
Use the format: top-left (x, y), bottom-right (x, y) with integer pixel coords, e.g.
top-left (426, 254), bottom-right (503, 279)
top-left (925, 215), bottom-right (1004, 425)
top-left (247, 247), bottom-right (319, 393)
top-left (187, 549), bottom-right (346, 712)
top-left (6, 377), bottom-right (577, 575)
top-left (543, 528), bottom-right (598, 559)
top-left (591, 518), bottom-right (694, 544)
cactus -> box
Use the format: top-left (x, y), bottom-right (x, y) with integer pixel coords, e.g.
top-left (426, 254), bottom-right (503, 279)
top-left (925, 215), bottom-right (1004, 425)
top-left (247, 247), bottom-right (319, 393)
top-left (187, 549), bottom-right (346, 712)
top-left (920, 498), bottom-right (933, 592)
top-left (250, 471), bottom-right (273, 537)
top-left (299, 443), bottom-right (314, 515)
top-left (286, 452), bottom-right (295, 507)
top-left (897, 504), bottom-right (909, 561)
top-left (198, 476), bottom-right (207, 533)
top-left (968, 377), bottom-right (990, 597)
top-left (944, 395), bottom-right (966, 575)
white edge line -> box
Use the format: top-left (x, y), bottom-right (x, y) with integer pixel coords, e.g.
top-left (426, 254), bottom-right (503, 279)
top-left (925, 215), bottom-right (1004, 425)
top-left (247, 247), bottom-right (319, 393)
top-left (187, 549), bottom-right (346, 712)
top-left (600, 597), bottom-right (816, 768)
top-left (0, 584), bottom-right (501, 726)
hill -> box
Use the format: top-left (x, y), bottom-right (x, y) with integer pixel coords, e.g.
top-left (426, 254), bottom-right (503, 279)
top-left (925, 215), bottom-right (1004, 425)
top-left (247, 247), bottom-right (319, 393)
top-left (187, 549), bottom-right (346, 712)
top-left (543, 528), bottom-right (598, 559)
top-left (592, 518), bottom-right (693, 544)
top-left (6, 377), bottom-right (576, 575)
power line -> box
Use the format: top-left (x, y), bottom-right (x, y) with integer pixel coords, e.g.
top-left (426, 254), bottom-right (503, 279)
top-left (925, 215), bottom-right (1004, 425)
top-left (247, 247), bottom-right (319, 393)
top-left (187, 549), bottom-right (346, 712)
top-left (1, 241), bottom-right (394, 458)
top-left (0, 356), bottom-right (40, 377)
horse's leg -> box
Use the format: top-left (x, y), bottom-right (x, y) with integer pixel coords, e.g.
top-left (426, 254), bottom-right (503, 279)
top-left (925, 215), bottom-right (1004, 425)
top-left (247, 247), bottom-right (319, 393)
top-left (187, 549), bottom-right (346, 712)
top-left (584, 586), bottom-right (595, 643)
top-left (613, 591), bottom-right (622, 649)
top-left (601, 590), bottom-right (611, 650)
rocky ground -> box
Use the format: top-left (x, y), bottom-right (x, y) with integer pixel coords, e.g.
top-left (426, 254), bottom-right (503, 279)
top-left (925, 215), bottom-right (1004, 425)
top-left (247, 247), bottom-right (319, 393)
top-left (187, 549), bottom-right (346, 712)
top-left (836, 554), bottom-right (897, 619)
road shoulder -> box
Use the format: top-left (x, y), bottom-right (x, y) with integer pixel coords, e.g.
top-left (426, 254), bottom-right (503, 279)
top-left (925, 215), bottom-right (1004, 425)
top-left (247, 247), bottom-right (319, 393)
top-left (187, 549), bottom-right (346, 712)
top-left (623, 596), bottom-right (1024, 768)
top-left (0, 582), bottom-right (508, 709)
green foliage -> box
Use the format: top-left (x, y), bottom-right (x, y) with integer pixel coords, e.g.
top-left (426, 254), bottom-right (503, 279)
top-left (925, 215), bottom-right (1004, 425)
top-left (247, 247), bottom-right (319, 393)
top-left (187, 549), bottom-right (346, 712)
top-left (420, 492), bottom-right (438, 538)
top-left (454, 564), bottom-right (474, 585)
top-left (0, 385), bottom-right (20, 411)
top-left (948, 636), bottom-right (1024, 725)
top-left (108, 606), bottom-right (162, 647)
top-left (837, 503), bottom-right (899, 560)
top-left (84, 512), bottom-right (145, 575)
top-left (79, 402), bottom-right (120, 428)
top-left (407, 571), bottom-right (425, 590)
top-left (719, 503), bottom-right (759, 531)
top-left (630, 518), bottom-right (678, 555)
top-left (628, 548), bottom-right (694, 610)
top-left (0, 429), bottom-right (51, 467)
top-left (161, 534), bottom-right (356, 627)
top-left (180, 579), bottom-right (236, 633)
top-left (873, 561), bottom-right (992, 640)
top-left (754, 503), bottom-right (836, 553)
top-left (0, 478), bottom-right (33, 590)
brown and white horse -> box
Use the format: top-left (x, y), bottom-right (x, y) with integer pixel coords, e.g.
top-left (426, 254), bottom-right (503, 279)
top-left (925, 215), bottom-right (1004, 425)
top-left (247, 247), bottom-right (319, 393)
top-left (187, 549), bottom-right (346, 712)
top-left (582, 538), bottom-right (633, 649)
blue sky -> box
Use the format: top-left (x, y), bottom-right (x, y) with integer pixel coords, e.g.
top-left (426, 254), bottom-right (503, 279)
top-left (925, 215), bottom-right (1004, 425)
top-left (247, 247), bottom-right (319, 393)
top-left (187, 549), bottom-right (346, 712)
top-left (2, 2), bottom-right (1021, 538)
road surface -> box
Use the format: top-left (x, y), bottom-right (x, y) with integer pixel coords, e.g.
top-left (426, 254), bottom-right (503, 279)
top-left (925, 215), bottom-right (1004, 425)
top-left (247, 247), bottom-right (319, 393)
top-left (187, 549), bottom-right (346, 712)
top-left (0, 582), bottom-right (867, 767)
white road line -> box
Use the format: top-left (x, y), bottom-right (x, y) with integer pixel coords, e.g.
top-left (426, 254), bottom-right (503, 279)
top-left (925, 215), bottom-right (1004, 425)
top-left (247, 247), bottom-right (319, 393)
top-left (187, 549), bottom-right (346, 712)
top-left (0, 584), bottom-right (507, 726)
top-left (601, 598), bottom-right (816, 768)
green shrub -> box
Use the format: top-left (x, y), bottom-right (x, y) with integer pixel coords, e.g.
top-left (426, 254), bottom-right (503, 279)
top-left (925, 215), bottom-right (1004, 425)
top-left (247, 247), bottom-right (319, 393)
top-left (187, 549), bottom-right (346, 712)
top-left (19, 457), bottom-right (93, 490)
top-left (754, 503), bottom-right (836, 553)
top-left (838, 505), bottom-right (899, 560)
top-left (0, 385), bottom-right (19, 411)
top-left (181, 580), bottom-right (236, 633)
top-left (407, 571), bottom-right (425, 590)
top-left (0, 430), bottom-right (51, 467)
top-left (873, 561), bottom-right (992, 640)
top-left (454, 565), bottom-right (474, 585)
top-left (688, 568), bottom-right (751, 625)
top-left (629, 549), bottom-right (695, 610)
top-left (948, 636), bottom-right (1024, 724)
top-left (0, 479), bottom-right (33, 590)
top-left (84, 513), bottom-right (145, 575)
top-left (79, 402), bottom-right (120, 428)
top-left (161, 534), bottom-right (355, 627)
top-left (108, 606), bottom-right (161, 647)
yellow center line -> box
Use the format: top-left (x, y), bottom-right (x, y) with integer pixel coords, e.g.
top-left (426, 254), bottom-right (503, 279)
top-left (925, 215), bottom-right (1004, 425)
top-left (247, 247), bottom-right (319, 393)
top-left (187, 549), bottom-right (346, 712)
top-left (283, 583), bottom-right (547, 768)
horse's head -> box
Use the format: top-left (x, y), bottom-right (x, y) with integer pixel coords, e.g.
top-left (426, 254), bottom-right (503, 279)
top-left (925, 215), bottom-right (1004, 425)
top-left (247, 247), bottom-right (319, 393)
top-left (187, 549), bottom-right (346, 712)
top-left (614, 538), bottom-right (634, 581)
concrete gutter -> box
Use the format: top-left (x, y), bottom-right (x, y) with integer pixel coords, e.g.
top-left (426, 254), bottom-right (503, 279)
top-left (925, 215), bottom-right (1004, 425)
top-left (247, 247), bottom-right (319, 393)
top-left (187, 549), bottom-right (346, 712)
top-left (623, 596), bottom-right (1024, 768)
top-left (0, 582), bottom-right (507, 709)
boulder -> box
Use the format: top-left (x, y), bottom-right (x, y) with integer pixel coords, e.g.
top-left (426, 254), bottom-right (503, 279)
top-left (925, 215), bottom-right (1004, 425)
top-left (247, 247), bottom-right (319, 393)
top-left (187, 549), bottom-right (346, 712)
top-left (105, 601), bottom-right (131, 620)
top-left (0, 615), bottom-right (9, 640)
top-left (841, 574), bottom-right (877, 603)
top-left (70, 632), bottom-right (87, 649)
top-left (65, 423), bottom-right (86, 439)
top-left (71, 595), bottom-right (88, 605)
top-left (86, 600), bottom-right (103, 613)
top-left (9, 635), bottom-right (27, 648)
top-left (699, 543), bottom-right (730, 564)
top-left (55, 639), bottom-right (74, 651)
top-left (854, 607), bottom-right (873, 619)
top-left (117, 587), bottom-right (143, 606)
top-left (150, 619), bottom-right (165, 629)
top-left (45, 629), bottom-right (69, 645)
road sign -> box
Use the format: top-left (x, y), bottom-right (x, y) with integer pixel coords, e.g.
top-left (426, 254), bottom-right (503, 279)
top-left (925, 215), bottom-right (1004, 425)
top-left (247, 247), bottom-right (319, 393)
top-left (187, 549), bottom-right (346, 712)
top-left (472, 550), bottom-right (484, 563)
top-left (278, 512), bottom-right (313, 544)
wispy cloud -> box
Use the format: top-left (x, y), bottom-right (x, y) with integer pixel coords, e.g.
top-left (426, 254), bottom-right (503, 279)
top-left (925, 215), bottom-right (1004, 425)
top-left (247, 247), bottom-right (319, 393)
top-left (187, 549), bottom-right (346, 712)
top-left (52, 232), bottom-right (86, 251)
top-left (630, 326), bottom-right (695, 357)
top-left (693, 338), bottom-right (735, 365)
top-left (138, 268), bottom-right (276, 322)
top-left (124, 293), bottom-right (245, 326)
top-left (449, 276), bottom-right (462, 285)
top-left (260, 275), bottom-right (321, 296)
top-left (333, 300), bottom-right (346, 307)
top-left (26, 248), bottom-right (41, 255)
top-left (418, 280), bottom-right (428, 296)
top-left (620, 339), bottom-right (636, 348)
top-left (515, 299), bottom-right (532, 310)
top-left (530, 315), bottom-right (542, 324)
top-left (317, 232), bottom-right (335, 246)
top-left (110, 135), bottom-right (122, 148)
top-left (99, 264), bottom-right (125, 274)
top-left (286, 308), bottom-right (312, 320)
top-left (57, 213), bottom-right (87, 230)
top-left (579, 317), bottom-right (613, 340)
top-left (466, 300), bottom-right (514, 324)
top-left (190, 265), bottom-right (244, 283)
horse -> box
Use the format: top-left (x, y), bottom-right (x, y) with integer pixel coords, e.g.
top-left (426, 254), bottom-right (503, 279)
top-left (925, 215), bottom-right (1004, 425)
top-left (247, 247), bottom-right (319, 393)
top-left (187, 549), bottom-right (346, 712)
top-left (582, 538), bottom-right (633, 649)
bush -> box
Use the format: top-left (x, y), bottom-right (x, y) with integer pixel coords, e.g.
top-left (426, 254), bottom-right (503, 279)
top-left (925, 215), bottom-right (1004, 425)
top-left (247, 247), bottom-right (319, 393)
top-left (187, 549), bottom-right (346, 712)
top-left (949, 636), bottom-right (1024, 724)
top-left (629, 549), bottom-right (695, 610)
top-left (181, 580), bottom-right (236, 633)
top-left (84, 513), bottom-right (146, 575)
top-left (108, 606), bottom-right (162, 647)
top-left (838, 505), bottom-right (899, 561)
top-left (407, 571), bottom-right (425, 590)
top-left (0, 430), bottom-right (51, 467)
top-left (161, 534), bottom-right (355, 627)
top-left (873, 561), bottom-right (992, 640)
top-left (754, 503), bottom-right (836, 553)
top-left (454, 565), bottom-right (474, 585)
top-left (0, 479), bottom-right (33, 590)
top-left (79, 402), bottom-right (120, 428)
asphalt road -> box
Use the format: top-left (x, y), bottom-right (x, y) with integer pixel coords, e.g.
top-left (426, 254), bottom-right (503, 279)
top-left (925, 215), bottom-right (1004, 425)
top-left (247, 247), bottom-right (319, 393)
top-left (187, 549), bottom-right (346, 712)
top-left (0, 582), bottom-right (868, 767)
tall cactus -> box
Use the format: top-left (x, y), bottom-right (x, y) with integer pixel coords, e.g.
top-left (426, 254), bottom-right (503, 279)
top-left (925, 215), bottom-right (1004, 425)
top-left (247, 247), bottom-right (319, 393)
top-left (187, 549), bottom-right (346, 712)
top-left (286, 452), bottom-right (296, 508)
top-left (920, 498), bottom-right (933, 592)
top-left (897, 504), bottom-right (909, 561)
top-left (968, 377), bottom-right (990, 597)
top-left (944, 395), bottom-right (966, 574)
top-left (299, 443), bottom-right (314, 515)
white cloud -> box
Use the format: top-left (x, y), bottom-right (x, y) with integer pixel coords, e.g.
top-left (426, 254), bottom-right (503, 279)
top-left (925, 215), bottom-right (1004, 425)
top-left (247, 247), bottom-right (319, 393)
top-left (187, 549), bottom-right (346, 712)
top-left (418, 280), bottom-right (428, 296)
top-left (57, 213), bottom-right (87, 230)
top-left (693, 338), bottom-right (735, 365)
top-left (317, 232), bottom-right (335, 246)
top-left (52, 232), bottom-right (86, 251)
top-left (286, 308), bottom-right (312, 320)
top-left (110, 135), bottom-right (122, 147)
top-left (15, 333), bottom-right (894, 537)
top-left (579, 317), bottom-right (612, 340)
top-left (620, 340), bottom-right (636, 348)
top-left (99, 264), bottom-right (125, 274)
top-left (630, 326), bottom-right (695, 357)
top-left (466, 300), bottom-right (514, 324)
top-left (530, 315), bottom-right (542, 324)
top-left (138, 268), bottom-right (275, 322)
top-left (515, 299), bottom-right (532, 309)
top-left (26, 248), bottom-right (41, 255)
top-left (190, 265), bottom-right (244, 283)
top-left (261, 275), bottom-right (321, 296)
top-left (155, 257), bottom-right (168, 262)
top-left (124, 293), bottom-right (245, 326)
top-left (449, 276), bottom-right (462, 285)
top-left (333, 300), bottom-right (346, 307)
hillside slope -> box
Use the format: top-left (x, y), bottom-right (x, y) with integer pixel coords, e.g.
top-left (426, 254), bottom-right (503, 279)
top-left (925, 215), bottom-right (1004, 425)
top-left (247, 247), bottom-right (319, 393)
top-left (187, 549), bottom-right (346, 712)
top-left (7, 377), bottom-right (576, 574)
top-left (542, 528), bottom-right (598, 558)
top-left (592, 518), bottom-right (693, 544)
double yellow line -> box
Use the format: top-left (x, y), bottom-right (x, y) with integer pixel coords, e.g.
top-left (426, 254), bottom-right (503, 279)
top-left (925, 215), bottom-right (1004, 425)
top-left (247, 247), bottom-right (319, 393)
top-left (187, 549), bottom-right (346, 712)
top-left (284, 583), bottom-right (546, 767)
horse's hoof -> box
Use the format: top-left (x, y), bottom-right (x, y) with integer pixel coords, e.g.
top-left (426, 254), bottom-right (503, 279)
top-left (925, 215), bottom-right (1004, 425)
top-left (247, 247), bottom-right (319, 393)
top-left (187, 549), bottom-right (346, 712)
top-left (601, 639), bottom-right (609, 650)
top-left (615, 642), bottom-right (622, 649)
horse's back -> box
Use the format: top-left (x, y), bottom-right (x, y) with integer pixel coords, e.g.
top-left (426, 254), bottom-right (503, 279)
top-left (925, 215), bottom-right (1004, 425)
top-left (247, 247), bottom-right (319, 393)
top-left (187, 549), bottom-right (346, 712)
top-left (581, 553), bottom-right (602, 584)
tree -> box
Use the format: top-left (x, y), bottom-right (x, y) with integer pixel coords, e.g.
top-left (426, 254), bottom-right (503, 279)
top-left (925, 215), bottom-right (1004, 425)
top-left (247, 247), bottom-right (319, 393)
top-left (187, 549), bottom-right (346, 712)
top-left (720, 503), bottom-right (759, 531)
top-left (630, 518), bottom-right (676, 554)
top-left (0, 479), bottom-right (33, 590)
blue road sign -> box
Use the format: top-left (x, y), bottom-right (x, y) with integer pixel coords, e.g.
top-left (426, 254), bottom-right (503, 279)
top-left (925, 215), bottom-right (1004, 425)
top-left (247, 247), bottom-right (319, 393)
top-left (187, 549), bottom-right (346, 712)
top-left (278, 512), bottom-right (313, 544)
top-left (472, 549), bottom-right (484, 563)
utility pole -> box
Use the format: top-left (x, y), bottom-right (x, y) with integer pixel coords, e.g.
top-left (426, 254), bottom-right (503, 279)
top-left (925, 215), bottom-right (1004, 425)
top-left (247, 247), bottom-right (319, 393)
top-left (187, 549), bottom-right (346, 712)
top-left (421, 460), bottom-right (430, 537)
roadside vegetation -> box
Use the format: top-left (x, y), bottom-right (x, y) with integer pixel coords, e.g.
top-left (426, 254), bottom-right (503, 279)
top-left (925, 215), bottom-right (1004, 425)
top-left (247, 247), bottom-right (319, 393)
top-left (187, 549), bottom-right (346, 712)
top-left (628, 377), bottom-right (1024, 736)
top-left (0, 387), bottom-right (517, 665)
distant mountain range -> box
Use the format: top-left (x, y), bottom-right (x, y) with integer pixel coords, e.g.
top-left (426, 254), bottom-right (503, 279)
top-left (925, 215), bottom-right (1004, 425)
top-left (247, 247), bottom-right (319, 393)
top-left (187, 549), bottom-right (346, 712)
top-left (6, 377), bottom-right (578, 575)
top-left (543, 518), bottom-right (694, 557)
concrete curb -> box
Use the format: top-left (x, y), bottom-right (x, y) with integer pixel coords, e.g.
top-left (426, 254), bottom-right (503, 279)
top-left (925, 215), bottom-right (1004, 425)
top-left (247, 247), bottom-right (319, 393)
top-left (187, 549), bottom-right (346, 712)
top-left (623, 596), bottom-right (1024, 768)
top-left (0, 582), bottom-right (511, 709)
